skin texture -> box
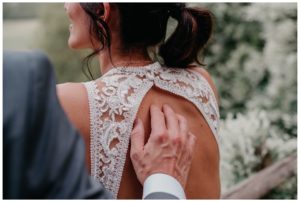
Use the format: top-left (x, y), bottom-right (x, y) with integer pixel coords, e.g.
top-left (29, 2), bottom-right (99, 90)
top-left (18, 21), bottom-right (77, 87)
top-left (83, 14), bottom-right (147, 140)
top-left (59, 3), bottom-right (220, 199)
top-left (130, 105), bottom-right (197, 188)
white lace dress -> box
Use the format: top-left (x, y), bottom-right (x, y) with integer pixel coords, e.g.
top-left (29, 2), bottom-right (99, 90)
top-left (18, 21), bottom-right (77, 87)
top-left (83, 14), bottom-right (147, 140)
top-left (83, 62), bottom-right (220, 198)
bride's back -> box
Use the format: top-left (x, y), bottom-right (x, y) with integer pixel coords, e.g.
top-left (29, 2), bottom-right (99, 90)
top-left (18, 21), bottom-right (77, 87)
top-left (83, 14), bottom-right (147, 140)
top-left (58, 64), bottom-right (220, 199)
top-left (85, 62), bottom-right (219, 198)
top-left (60, 2), bottom-right (220, 199)
top-left (118, 67), bottom-right (220, 199)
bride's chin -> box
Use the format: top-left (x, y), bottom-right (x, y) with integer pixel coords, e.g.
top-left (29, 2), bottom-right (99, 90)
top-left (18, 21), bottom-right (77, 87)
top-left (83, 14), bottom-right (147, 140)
top-left (68, 37), bottom-right (81, 49)
top-left (68, 39), bottom-right (77, 49)
top-left (67, 35), bottom-right (95, 50)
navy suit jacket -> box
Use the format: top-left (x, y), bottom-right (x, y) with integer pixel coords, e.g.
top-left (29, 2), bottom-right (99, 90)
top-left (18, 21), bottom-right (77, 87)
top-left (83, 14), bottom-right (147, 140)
top-left (3, 50), bottom-right (112, 199)
top-left (3, 50), bottom-right (178, 199)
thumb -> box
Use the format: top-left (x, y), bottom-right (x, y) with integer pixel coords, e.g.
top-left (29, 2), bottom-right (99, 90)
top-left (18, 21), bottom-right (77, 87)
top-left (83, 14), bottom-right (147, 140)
top-left (131, 118), bottom-right (145, 154)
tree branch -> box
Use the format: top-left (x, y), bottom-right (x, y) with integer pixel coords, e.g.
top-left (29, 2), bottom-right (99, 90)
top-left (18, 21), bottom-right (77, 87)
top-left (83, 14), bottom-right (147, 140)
top-left (221, 153), bottom-right (297, 199)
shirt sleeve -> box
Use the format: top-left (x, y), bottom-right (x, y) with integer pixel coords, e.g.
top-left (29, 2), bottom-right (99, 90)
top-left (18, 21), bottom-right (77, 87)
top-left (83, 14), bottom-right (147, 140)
top-left (142, 173), bottom-right (186, 199)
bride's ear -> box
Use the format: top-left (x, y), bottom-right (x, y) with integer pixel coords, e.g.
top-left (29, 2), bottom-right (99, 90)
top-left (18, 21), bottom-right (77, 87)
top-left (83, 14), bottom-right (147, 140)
top-left (102, 3), bottom-right (111, 22)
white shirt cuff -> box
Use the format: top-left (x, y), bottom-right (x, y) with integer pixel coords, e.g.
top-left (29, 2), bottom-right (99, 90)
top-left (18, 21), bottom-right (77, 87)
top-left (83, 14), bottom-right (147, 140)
top-left (142, 173), bottom-right (186, 199)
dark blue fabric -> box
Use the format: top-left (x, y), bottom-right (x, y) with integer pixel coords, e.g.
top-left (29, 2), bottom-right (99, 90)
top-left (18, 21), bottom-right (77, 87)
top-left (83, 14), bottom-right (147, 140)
top-left (3, 50), bottom-right (112, 199)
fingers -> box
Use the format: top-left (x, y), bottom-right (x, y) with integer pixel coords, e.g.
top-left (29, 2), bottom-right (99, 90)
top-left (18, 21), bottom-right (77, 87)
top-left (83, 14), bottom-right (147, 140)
top-left (177, 132), bottom-right (197, 181)
top-left (130, 118), bottom-right (145, 159)
top-left (150, 105), bottom-right (166, 135)
top-left (175, 115), bottom-right (189, 169)
top-left (177, 114), bottom-right (188, 142)
top-left (177, 115), bottom-right (188, 135)
top-left (183, 132), bottom-right (197, 174)
top-left (163, 104), bottom-right (179, 136)
top-left (187, 132), bottom-right (197, 157)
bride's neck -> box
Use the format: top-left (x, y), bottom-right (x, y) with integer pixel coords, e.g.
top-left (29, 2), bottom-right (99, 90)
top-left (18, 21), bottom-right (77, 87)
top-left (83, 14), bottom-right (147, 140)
top-left (98, 45), bottom-right (152, 75)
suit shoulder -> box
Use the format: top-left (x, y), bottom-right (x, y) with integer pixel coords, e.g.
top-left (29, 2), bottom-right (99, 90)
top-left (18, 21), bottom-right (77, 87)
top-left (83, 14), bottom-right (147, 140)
top-left (31, 51), bottom-right (54, 74)
top-left (4, 50), bottom-right (53, 74)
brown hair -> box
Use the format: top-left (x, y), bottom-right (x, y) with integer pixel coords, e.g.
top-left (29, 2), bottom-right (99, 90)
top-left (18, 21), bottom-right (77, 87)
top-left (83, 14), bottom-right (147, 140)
top-left (80, 3), bottom-right (214, 78)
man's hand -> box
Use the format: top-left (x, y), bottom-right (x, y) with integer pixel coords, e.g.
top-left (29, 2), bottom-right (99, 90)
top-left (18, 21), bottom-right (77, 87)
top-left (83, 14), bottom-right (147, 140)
top-left (130, 104), bottom-right (197, 188)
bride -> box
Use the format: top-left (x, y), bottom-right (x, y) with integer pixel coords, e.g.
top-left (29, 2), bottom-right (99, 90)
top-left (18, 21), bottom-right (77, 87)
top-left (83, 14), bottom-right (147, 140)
top-left (58, 3), bottom-right (220, 199)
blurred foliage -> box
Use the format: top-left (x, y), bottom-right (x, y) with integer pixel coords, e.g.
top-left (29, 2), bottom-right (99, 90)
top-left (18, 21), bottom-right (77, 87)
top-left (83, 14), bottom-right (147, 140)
top-left (3, 3), bottom-right (44, 19)
top-left (3, 19), bottom-right (40, 50)
top-left (3, 3), bottom-right (297, 199)
top-left (38, 3), bottom-right (100, 83)
top-left (200, 3), bottom-right (297, 199)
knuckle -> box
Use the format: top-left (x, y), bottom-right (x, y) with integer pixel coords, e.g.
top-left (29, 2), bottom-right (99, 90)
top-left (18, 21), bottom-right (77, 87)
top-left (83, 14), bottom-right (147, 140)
top-left (130, 151), bottom-right (140, 161)
top-left (144, 151), bottom-right (150, 158)
top-left (152, 129), bottom-right (165, 136)
top-left (156, 135), bottom-right (165, 143)
top-left (172, 135), bottom-right (182, 145)
top-left (154, 130), bottom-right (168, 141)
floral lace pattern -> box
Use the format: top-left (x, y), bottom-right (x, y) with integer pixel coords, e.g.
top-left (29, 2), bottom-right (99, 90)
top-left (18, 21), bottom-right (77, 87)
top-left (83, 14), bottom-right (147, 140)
top-left (84, 62), bottom-right (220, 198)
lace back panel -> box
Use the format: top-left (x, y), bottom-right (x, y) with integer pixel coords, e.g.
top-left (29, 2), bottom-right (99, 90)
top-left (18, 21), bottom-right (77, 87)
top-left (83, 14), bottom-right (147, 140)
top-left (84, 62), bottom-right (220, 198)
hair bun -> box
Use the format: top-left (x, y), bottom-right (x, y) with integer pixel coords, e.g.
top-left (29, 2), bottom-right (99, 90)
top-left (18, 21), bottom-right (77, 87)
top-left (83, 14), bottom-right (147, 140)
top-left (168, 3), bottom-right (185, 19)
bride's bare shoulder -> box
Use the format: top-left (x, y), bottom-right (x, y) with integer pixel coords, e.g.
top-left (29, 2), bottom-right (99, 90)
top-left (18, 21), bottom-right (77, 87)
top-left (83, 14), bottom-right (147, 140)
top-left (56, 82), bottom-right (89, 133)
top-left (57, 82), bottom-right (86, 109)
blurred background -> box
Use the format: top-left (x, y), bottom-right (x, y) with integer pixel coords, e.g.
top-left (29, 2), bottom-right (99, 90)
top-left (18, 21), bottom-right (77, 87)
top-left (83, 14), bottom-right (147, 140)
top-left (3, 2), bottom-right (297, 199)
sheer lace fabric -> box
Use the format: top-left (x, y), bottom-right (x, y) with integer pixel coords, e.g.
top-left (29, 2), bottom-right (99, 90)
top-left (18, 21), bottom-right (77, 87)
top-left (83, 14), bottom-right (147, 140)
top-left (84, 62), bottom-right (220, 198)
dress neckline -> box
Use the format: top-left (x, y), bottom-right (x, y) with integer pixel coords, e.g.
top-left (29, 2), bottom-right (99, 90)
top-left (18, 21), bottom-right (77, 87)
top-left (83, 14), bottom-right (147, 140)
top-left (101, 62), bottom-right (162, 77)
